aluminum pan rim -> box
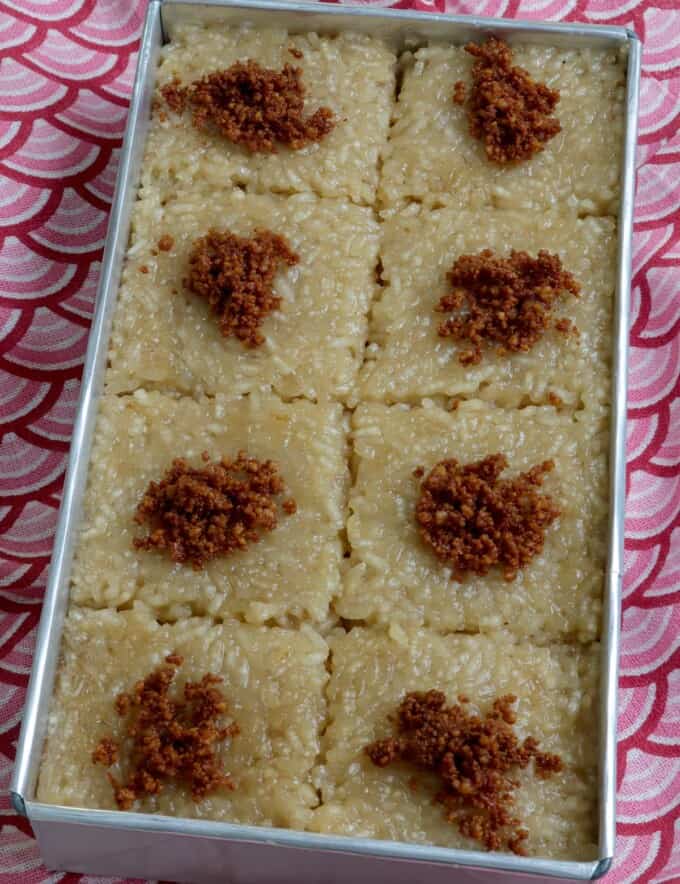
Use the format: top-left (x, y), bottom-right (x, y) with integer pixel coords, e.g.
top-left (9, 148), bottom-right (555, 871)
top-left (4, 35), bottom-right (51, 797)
top-left (26, 802), bottom-right (601, 880)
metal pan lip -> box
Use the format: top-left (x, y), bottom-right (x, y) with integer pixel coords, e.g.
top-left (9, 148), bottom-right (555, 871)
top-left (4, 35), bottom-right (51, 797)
top-left (161, 0), bottom-right (639, 44)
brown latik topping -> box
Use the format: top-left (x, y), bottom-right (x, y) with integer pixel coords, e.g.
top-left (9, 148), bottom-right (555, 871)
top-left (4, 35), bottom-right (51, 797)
top-left (92, 736), bottom-right (118, 767)
top-left (133, 451), bottom-right (295, 569)
top-left (114, 693), bottom-right (131, 717)
top-left (366, 690), bottom-right (563, 855)
top-left (184, 228), bottom-right (298, 348)
top-left (452, 80), bottom-right (466, 104)
top-left (436, 249), bottom-right (580, 366)
top-left (289, 47), bottom-right (304, 59)
top-left (555, 317), bottom-right (578, 335)
top-left (160, 77), bottom-right (187, 114)
top-left (158, 234), bottom-right (174, 252)
top-left (93, 654), bottom-right (239, 810)
top-left (453, 37), bottom-right (561, 164)
top-left (160, 61), bottom-right (334, 153)
top-left (416, 454), bottom-right (560, 581)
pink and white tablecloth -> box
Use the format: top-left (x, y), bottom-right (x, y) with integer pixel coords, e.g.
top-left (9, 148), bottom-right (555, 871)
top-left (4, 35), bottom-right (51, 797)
top-left (0, 1), bottom-right (678, 881)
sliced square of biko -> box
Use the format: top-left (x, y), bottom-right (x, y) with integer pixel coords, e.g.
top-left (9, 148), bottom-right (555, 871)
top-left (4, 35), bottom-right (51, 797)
top-left (69, 391), bottom-right (347, 627)
top-left (339, 400), bottom-right (608, 643)
top-left (379, 42), bottom-right (625, 214)
top-left (144, 25), bottom-right (396, 205)
top-left (107, 187), bottom-right (379, 402)
top-left (38, 605), bottom-right (328, 830)
top-left (359, 203), bottom-right (616, 411)
top-left (310, 626), bottom-right (598, 861)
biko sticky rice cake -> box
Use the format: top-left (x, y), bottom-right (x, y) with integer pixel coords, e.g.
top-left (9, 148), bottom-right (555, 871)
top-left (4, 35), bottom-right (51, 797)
top-left (340, 400), bottom-right (609, 642)
top-left (359, 203), bottom-right (616, 410)
top-left (144, 25), bottom-right (396, 205)
top-left (37, 18), bottom-right (626, 865)
top-left (69, 390), bottom-right (348, 626)
top-left (310, 626), bottom-right (599, 860)
top-left (37, 606), bottom-right (328, 830)
top-left (107, 187), bottom-right (379, 402)
top-left (380, 44), bottom-right (625, 213)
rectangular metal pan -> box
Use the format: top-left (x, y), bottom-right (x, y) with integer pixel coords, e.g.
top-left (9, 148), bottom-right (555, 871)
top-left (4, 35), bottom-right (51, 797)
top-left (10, 1), bottom-right (641, 880)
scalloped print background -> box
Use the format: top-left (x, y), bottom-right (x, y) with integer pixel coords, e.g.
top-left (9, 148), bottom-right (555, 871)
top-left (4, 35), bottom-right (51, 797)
top-left (0, 1), bottom-right (678, 882)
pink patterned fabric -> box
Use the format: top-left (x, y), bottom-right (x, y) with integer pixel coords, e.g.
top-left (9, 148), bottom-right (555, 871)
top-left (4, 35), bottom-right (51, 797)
top-left (0, 0), bottom-right (677, 881)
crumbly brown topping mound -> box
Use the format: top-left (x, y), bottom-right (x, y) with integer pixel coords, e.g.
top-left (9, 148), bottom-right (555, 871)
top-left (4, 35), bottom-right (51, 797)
top-left (91, 736), bottom-right (118, 767)
top-left (160, 78), bottom-right (187, 114)
top-left (366, 690), bottom-right (563, 855)
top-left (160, 61), bottom-right (334, 153)
top-left (453, 37), bottom-right (561, 164)
top-left (436, 249), bottom-right (580, 366)
top-left (93, 654), bottom-right (239, 810)
top-left (184, 228), bottom-right (298, 348)
top-left (416, 454), bottom-right (560, 581)
top-left (133, 451), bottom-right (294, 569)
